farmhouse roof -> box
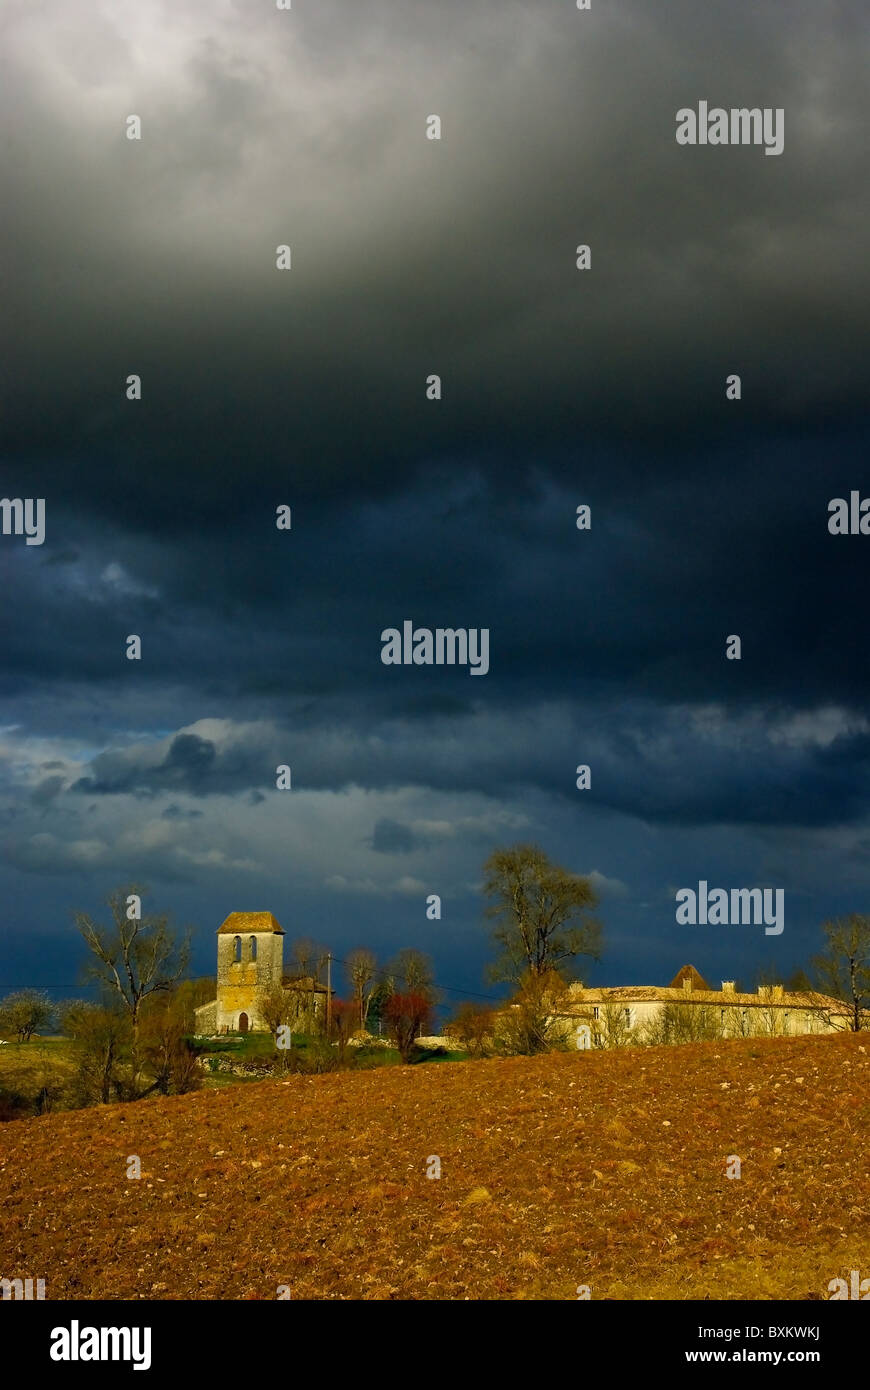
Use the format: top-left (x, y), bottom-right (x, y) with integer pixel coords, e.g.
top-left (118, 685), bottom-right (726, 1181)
top-left (669, 963), bottom-right (711, 991)
top-left (217, 912), bottom-right (285, 935)
top-left (282, 974), bottom-right (332, 994)
top-left (564, 982), bottom-right (848, 1012)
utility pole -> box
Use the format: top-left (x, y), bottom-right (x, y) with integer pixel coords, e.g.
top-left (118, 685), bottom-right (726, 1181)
top-left (326, 951), bottom-right (332, 1035)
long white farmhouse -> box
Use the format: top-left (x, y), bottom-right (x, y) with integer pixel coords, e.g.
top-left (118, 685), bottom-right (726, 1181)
top-left (560, 964), bottom-right (848, 1045)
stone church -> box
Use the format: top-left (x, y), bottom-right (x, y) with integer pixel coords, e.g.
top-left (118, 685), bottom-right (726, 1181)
top-left (193, 912), bottom-right (331, 1036)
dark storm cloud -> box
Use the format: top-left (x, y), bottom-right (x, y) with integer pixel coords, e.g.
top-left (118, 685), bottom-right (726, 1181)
top-left (38, 697), bottom-right (870, 831)
top-left (2, 0), bottom-right (867, 526)
top-left (3, 453), bottom-right (870, 715)
top-left (0, 0), bottom-right (868, 996)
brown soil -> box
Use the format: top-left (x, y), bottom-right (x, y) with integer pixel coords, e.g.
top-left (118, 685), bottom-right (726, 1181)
top-left (1, 1031), bottom-right (868, 1300)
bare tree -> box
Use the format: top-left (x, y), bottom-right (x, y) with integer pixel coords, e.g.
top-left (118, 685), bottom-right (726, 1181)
top-left (445, 1002), bottom-right (497, 1057)
top-left (288, 936), bottom-right (317, 978)
top-left (719, 1004), bottom-right (754, 1039)
top-left (386, 949), bottom-right (436, 1004)
top-left (60, 999), bottom-right (132, 1105)
top-left (171, 977), bottom-right (217, 1032)
top-left (258, 981), bottom-right (293, 1035)
top-left (74, 888), bottom-right (190, 1071)
top-left (482, 844), bottom-right (601, 984)
top-left (346, 948), bottom-right (378, 1032)
top-left (287, 937), bottom-right (329, 1033)
top-left (754, 990), bottom-right (788, 1038)
top-left (812, 915), bottom-right (870, 1031)
top-left (496, 969), bottom-right (573, 1055)
top-left (641, 1001), bottom-right (721, 1046)
top-left (596, 999), bottom-right (640, 1049)
top-left (139, 996), bottom-right (201, 1096)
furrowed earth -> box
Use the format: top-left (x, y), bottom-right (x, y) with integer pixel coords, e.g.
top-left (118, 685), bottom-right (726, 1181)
top-left (1, 1032), bottom-right (868, 1300)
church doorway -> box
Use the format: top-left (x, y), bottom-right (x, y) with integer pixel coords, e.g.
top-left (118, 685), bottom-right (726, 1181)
top-left (238, 1012), bottom-right (249, 1033)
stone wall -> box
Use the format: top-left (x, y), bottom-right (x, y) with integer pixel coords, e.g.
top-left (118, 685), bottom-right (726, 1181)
top-left (193, 999), bottom-right (217, 1035)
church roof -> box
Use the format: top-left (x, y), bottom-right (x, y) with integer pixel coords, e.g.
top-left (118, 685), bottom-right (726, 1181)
top-left (217, 912), bottom-right (285, 936)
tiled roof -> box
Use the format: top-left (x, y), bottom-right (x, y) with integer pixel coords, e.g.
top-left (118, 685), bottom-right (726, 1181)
top-left (282, 975), bottom-right (331, 993)
top-left (217, 912), bottom-right (284, 935)
top-left (669, 963), bottom-right (711, 991)
top-left (564, 982), bottom-right (847, 1011)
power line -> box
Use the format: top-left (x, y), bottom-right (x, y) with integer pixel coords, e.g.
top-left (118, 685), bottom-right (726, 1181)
top-left (0, 985), bottom-right (94, 991)
top-left (0, 963), bottom-right (507, 1005)
top-left (329, 955), bottom-right (503, 1003)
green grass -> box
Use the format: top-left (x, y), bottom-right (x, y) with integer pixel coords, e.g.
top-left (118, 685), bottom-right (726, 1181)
top-left (0, 1036), bottom-right (77, 1081)
top-left (0, 1036), bottom-right (78, 1117)
top-left (349, 1046), bottom-right (403, 1069)
top-left (415, 1048), bottom-right (468, 1064)
top-left (350, 1045), bottom-right (469, 1069)
top-left (192, 1032), bottom-right (282, 1058)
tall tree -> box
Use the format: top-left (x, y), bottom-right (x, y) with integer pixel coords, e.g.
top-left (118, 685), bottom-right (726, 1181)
top-left (74, 888), bottom-right (190, 1068)
top-left (812, 915), bottom-right (870, 1032)
top-left (345, 948), bottom-right (378, 1031)
top-left (482, 843), bottom-right (601, 984)
top-left (288, 937), bottom-right (329, 1032)
top-left (386, 948), bottom-right (436, 1003)
top-left (366, 976), bottom-right (393, 1035)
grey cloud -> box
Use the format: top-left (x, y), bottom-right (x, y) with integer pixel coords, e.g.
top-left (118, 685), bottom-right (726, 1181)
top-left (73, 733), bottom-right (218, 795)
top-left (161, 803), bottom-right (204, 821)
top-left (371, 818), bottom-right (418, 854)
top-left (30, 775), bottom-right (66, 807)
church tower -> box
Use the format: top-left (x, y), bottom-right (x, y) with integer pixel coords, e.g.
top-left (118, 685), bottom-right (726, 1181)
top-left (215, 911), bottom-right (285, 1032)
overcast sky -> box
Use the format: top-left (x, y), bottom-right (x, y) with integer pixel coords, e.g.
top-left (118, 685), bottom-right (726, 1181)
top-left (1, 0), bottom-right (868, 1008)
